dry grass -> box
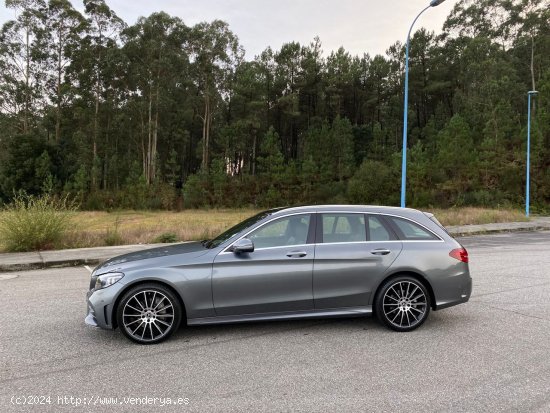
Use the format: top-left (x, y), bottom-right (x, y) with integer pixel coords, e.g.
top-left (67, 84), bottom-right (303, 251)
top-left (430, 207), bottom-right (529, 227)
top-left (64, 209), bottom-right (261, 249)
top-left (3, 209), bottom-right (260, 251)
top-left (0, 207), bottom-right (529, 252)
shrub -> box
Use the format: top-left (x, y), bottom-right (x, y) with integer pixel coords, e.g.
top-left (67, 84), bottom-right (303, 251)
top-left (0, 192), bottom-right (78, 252)
top-left (103, 216), bottom-right (123, 246)
top-left (104, 230), bottom-right (124, 246)
top-left (152, 232), bottom-right (178, 243)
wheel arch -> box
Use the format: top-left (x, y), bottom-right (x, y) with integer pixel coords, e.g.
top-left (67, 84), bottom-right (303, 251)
top-left (373, 271), bottom-right (436, 311)
top-left (111, 279), bottom-right (187, 329)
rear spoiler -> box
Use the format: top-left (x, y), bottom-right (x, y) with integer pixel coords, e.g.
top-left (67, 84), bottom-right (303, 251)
top-left (422, 211), bottom-right (449, 233)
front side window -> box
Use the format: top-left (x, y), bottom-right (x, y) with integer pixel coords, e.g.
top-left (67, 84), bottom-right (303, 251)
top-left (206, 209), bottom-right (281, 248)
top-left (248, 214), bottom-right (311, 249)
top-left (388, 216), bottom-right (438, 241)
top-left (321, 214), bottom-right (366, 243)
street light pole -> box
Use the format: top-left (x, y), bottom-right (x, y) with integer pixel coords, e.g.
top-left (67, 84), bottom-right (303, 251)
top-left (526, 90), bottom-right (538, 217)
top-left (400, 0), bottom-right (446, 208)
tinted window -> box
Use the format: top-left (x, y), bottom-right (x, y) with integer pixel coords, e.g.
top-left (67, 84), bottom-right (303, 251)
top-left (248, 215), bottom-right (311, 249)
top-left (322, 214), bottom-right (366, 243)
top-left (368, 216), bottom-right (392, 241)
top-left (389, 217), bottom-right (438, 241)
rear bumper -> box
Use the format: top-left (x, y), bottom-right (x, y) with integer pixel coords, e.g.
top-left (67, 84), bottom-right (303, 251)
top-left (435, 275), bottom-right (472, 310)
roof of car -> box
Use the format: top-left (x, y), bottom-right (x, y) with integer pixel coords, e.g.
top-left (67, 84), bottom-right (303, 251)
top-left (270, 205), bottom-right (423, 218)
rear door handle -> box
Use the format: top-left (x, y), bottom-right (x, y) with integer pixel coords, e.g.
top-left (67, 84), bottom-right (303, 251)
top-left (371, 248), bottom-right (391, 255)
top-left (286, 251), bottom-right (307, 258)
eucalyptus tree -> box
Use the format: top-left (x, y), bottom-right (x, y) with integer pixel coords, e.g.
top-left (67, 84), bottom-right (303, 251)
top-left (42, 0), bottom-right (86, 142)
top-left (273, 41), bottom-right (302, 159)
top-left (187, 20), bottom-right (242, 171)
top-left (79, 0), bottom-right (125, 187)
top-left (224, 60), bottom-right (267, 175)
top-left (122, 12), bottom-right (189, 184)
top-left (297, 37), bottom-right (325, 128)
top-left (508, 0), bottom-right (550, 97)
top-left (1, 0), bottom-right (47, 133)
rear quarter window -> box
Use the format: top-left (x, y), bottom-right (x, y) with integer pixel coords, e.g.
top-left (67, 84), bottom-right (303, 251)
top-left (387, 216), bottom-right (439, 241)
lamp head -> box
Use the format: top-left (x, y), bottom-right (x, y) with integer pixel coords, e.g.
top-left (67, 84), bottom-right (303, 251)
top-left (430, 0), bottom-right (446, 6)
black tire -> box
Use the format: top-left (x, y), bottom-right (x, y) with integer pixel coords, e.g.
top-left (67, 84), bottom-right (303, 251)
top-left (116, 283), bottom-right (182, 344)
top-left (375, 276), bottom-right (431, 332)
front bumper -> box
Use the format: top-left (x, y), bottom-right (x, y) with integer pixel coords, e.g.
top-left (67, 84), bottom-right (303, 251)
top-left (85, 282), bottom-right (126, 330)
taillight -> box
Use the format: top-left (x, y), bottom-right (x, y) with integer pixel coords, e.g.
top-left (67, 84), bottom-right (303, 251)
top-left (449, 248), bottom-right (469, 263)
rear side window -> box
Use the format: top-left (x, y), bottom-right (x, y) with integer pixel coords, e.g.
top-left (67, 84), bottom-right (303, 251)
top-left (321, 214), bottom-right (366, 243)
top-left (367, 216), bottom-right (392, 241)
top-left (387, 217), bottom-right (439, 241)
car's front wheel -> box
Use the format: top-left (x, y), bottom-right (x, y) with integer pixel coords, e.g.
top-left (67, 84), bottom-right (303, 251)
top-left (375, 276), bottom-right (431, 332)
top-left (116, 283), bottom-right (182, 344)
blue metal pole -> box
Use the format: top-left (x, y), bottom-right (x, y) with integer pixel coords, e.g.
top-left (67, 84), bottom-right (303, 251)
top-left (526, 93), bottom-right (531, 217)
top-left (400, 5), bottom-right (431, 208)
top-left (526, 91), bottom-right (539, 216)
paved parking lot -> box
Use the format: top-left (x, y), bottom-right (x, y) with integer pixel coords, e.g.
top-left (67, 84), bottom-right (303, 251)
top-left (1, 231), bottom-right (549, 412)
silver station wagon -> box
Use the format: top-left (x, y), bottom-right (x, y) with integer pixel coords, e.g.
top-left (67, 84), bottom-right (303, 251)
top-left (85, 205), bottom-right (472, 344)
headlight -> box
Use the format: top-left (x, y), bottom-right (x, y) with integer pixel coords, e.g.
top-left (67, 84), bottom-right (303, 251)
top-left (94, 272), bottom-right (124, 290)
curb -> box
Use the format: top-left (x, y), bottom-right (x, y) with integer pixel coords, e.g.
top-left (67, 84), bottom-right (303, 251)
top-left (448, 225), bottom-right (550, 237)
top-left (0, 257), bottom-right (105, 273)
top-left (0, 244), bottom-right (163, 273)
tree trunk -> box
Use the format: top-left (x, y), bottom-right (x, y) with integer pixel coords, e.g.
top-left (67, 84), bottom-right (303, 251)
top-left (530, 35), bottom-right (536, 113)
top-left (141, 112), bottom-right (146, 178)
top-left (151, 83), bottom-right (160, 183)
top-left (103, 114), bottom-right (110, 189)
top-left (201, 93), bottom-right (211, 170)
top-left (92, 46), bottom-right (101, 189)
top-left (24, 26), bottom-right (30, 133)
top-left (55, 39), bottom-right (62, 142)
top-left (252, 130), bottom-right (257, 176)
top-left (147, 85), bottom-right (153, 184)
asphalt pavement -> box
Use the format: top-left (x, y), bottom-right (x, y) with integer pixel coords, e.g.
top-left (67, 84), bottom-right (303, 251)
top-left (1, 231), bottom-right (550, 412)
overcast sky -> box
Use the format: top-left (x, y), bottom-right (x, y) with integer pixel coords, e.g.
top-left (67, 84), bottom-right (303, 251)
top-left (0, 0), bottom-right (455, 58)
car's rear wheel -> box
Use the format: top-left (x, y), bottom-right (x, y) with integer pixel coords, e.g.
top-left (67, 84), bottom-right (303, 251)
top-left (116, 283), bottom-right (182, 344)
top-left (375, 276), bottom-right (430, 332)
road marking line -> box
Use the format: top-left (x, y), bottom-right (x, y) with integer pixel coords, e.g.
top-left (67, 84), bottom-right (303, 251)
top-left (84, 265), bottom-right (93, 274)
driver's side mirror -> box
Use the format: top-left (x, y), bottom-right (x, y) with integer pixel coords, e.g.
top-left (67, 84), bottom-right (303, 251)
top-left (232, 238), bottom-right (254, 254)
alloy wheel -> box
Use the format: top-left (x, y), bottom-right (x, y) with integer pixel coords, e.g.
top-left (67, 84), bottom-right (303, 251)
top-left (122, 290), bottom-right (175, 343)
top-left (382, 280), bottom-right (428, 329)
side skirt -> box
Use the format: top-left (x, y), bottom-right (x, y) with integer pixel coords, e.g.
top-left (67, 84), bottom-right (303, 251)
top-left (187, 306), bottom-right (373, 326)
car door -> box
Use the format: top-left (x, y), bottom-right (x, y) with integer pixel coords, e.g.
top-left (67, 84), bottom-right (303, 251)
top-left (212, 213), bottom-right (315, 316)
top-left (313, 213), bottom-right (402, 309)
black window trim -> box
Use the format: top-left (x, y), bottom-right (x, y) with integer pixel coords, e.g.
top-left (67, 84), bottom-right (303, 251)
top-left (310, 210), bottom-right (442, 245)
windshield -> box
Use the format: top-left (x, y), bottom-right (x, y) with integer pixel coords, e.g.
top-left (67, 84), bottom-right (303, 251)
top-left (205, 209), bottom-right (281, 249)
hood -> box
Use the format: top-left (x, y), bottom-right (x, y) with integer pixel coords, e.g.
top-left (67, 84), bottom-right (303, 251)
top-left (95, 242), bottom-right (207, 272)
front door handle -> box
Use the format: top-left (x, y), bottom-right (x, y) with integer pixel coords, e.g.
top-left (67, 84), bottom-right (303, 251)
top-left (286, 251), bottom-right (307, 258)
top-left (371, 248), bottom-right (391, 255)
